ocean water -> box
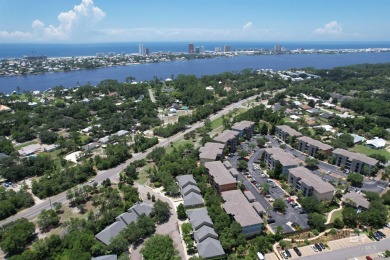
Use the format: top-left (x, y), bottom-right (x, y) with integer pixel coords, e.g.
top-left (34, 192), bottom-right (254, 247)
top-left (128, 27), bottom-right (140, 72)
top-left (1, 42), bottom-right (390, 94)
top-left (1, 41), bottom-right (390, 58)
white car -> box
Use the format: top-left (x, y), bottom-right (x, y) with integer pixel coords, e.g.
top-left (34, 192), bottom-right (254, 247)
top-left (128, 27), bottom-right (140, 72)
top-left (312, 245), bottom-right (318, 252)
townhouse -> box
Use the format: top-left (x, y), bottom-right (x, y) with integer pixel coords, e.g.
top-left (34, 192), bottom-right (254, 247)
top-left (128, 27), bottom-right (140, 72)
top-left (263, 147), bottom-right (299, 175)
top-left (332, 148), bottom-right (378, 174)
top-left (296, 136), bottom-right (333, 157)
top-left (275, 125), bottom-right (302, 142)
top-left (204, 161), bottom-right (237, 193)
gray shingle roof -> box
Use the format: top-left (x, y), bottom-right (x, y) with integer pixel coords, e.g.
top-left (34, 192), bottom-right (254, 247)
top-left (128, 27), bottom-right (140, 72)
top-left (199, 142), bottom-right (225, 161)
top-left (342, 192), bottom-right (370, 209)
top-left (187, 208), bottom-right (213, 230)
top-left (204, 161), bottom-right (237, 186)
top-left (264, 147), bottom-right (299, 167)
top-left (183, 192), bottom-right (204, 208)
top-left (213, 130), bottom-right (239, 143)
top-left (197, 237), bottom-right (225, 259)
top-left (221, 190), bottom-right (263, 227)
top-left (181, 184), bottom-right (201, 196)
top-left (297, 136), bottom-right (333, 150)
top-left (95, 219), bottom-right (127, 245)
top-left (289, 167), bottom-right (335, 194)
top-left (231, 120), bottom-right (255, 131)
top-left (176, 175), bottom-right (197, 189)
top-left (332, 148), bottom-right (378, 166)
top-left (276, 125), bottom-right (302, 137)
top-left (129, 202), bottom-right (153, 217)
top-left (194, 225), bottom-right (218, 243)
top-left (116, 212), bottom-right (138, 225)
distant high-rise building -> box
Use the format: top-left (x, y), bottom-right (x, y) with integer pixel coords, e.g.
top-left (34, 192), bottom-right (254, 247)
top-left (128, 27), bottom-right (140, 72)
top-left (138, 44), bottom-right (144, 55)
top-left (273, 44), bottom-right (282, 54)
top-left (188, 43), bottom-right (194, 54)
top-left (215, 46), bottom-right (222, 53)
top-left (224, 45), bottom-right (231, 52)
top-left (145, 48), bottom-right (150, 56)
top-left (195, 47), bottom-right (200, 54)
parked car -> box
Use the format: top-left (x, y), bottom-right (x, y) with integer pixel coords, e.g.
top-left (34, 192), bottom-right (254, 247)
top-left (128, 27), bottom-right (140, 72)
top-left (386, 222), bottom-right (390, 228)
top-left (372, 233), bottom-right (381, 241)
top-left (311, 245), bottom-right (318, 252)
top-left (319, 243), bottom-right (326, 250)
top-left (281, 251), bottom-right (288, 259)
top-left (366, 256), bottom-right (373, 260)
top-left (299, 209), bottom-right (307, 214)
top-left (376, 230), bottom-right (386, 238)
top-left (314, 243), bottom-right (322, 252)
top-left (285, 249), bottom-right (291, 258)
top-left (293, 246), bottom-right (302, 256)
top-left (267, 218), bottom-right (276, 224)
top-left (291, 222), bottom-right (300, 229)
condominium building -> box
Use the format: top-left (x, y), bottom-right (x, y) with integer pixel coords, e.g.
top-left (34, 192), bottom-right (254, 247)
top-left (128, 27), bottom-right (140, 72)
top-left (332, 148), bottom-right (378, 174)
top-left (275, 125), bottom-right (302, 142)
top-left (263, 147), bottom-right (299, 175)
top-left (288, 167), bottom-right (335, 201)
top-left (188, 43), bottom-right (194, 54)
top-left (231, 120), bottom-right (255, 140)
top-left (204, 161), bottom-right (237, 193)
top-left (199, 142), bottom-right (225, 164)
top-left (213, 130), bottom-right (240, 153)
top-left (221, 190), bottom-right (263, 237)
top-left (297, 136), bottom-right (333, 157)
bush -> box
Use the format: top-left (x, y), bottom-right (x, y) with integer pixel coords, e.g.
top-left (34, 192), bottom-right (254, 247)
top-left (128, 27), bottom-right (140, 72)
top-left (153, 182), bottom-right (161, 188)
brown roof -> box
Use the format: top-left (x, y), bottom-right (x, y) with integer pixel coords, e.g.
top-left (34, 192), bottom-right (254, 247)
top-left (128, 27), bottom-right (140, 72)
top-left (289, 167), bottom-right (335, 194)
top-left (204, 161), bottom-right (236, 186)
top-left (199, 142), bottom-right (225, 160)
top-left (332, 148), bottom-right (378, 166)
top-left (213, 130), bottom-right (239, 143)
top-left (276, 125), bottom-right (302, 137)
top-left (264, 147), bottom-right (299, 166)
top-left (231, 120), bottom-right (255, 131)
top-left (342, 192), bottom-right (370, 209)
top-left (221, 190), bottom-right (263, 227)
top-left (297, 136), bottom-right (333, 151)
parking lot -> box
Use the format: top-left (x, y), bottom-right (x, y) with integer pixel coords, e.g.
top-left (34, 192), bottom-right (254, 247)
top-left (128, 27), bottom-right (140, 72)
top-left (229, 134), bottom-right (309, 233)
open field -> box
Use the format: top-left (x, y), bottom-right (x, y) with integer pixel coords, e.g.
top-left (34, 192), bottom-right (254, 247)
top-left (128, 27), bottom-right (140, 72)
top-left (351, 144), bottom-right (390, 161)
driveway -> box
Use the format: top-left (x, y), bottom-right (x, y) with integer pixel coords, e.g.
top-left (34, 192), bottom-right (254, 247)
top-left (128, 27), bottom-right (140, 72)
top-left (131, 183), bottom-right (186, 260)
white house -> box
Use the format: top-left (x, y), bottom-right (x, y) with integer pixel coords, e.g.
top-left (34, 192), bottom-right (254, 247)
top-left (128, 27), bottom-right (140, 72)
top-left (366, 137), bottom-right (386, 149)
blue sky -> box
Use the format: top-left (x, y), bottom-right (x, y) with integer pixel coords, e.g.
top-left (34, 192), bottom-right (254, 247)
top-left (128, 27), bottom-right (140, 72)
top-left (0, 0), bottom-right (389, 43)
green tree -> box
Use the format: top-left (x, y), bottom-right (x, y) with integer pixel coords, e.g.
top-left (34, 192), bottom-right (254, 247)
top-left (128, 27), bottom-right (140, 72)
top-left (152, 199), bottom-right (171, 224)
top-left (342, 206), bottom-right (358, 227)
top-left (261, 182), bottom-right (270, 194)
top-left (333, 218), bottom-right (344, 229)
top-left (347, 173), bottom-right (364, 187)
top-left (273, 198), bottom-right (286, 213)
top-left (176, 203), bottom-right (187, 220)
top-left (382, 190), bottom-right (390, 205)
top-left (300, 196), bottom-right (321, 213)
top-left (308, 212), bottom-right (326, 231)
top-left (0, 218), bottom-right (35, 255)
top-left (261, 123), bottom-right (268, 135)
top-left (37, 209), bottom-right (60, 232)
top-left (141, 234), bottom-right (179, 260)
top-left (305, 157), bottom-right (319, 170)
top-left (237, 160), bottom-right (248, 170)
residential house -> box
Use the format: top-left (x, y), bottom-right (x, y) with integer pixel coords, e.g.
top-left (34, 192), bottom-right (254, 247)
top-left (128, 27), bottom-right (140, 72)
top-left (186, 208), bottom-right (225, 259)
top-left (275, 125), bottom-right (303, 142)
top-left (0, 105), bottom-right (12, 113)
top-left (176, 175), bottom-right (204, 208)
top-left (42, 144), bottom-right (59, 152)
top-left (342, 192), bottom-right (370, 210)
top-left (288, 167), bottom-right (335, 201)
top-left (199, 142), bottom-right (225, 164)
top-left (213, 130), bottom-right (240, 153)
top-left (366, 137), bottom-right (386, 149)
top-left (221, 190), bottom-right (263, 237)
top-left (95, 202), bottom-right (153, 245)
top-left (263, 147), bottom-right (299, 175)
top-left (332, 148), bottom-right (378, 174)
top-left (18, 143), bottom-right (42, 157)
top-left (297, 136), bottom-right (333, 157)
top-left (83, 142), bottom-right (100, 151)
top-left (231, 120), bottom-right (255, 140)
top-left (204, 161), bottom-right (237, 193)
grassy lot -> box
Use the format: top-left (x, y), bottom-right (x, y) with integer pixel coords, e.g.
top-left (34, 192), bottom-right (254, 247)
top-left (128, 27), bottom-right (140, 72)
top-left (165, 139), bottom-right (194, 153)
top-left (211, 117), bottom-right (223, 129)
top-left (351, 144), bottom-right (390, 161)
top-left (329, 208), bottom-right (343, 223)
top-left (138, 164), bottom-right (151, 185)
top-left (14, 140), bottom-right (38, 150)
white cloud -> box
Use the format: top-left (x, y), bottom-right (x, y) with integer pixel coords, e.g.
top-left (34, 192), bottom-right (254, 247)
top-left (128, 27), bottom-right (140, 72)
top-left (0, 0), bottom-right (105, 41)
top-left (243, 22), bottom-right (253, 31)
top-left (313, 21), bottom-right (342, 35)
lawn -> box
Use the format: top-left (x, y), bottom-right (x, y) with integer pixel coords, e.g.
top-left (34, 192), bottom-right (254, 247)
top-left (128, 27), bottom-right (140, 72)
top-left (14, 140), bottom-right (38, 150)
top-left (165, 139), bottom-right (194, 154)
top-left (329, 208), bottom-right (343, 223)
top-left (351, 145), bottom-right (390, 161)
top-left (211, 117), bottom-right (223, 129)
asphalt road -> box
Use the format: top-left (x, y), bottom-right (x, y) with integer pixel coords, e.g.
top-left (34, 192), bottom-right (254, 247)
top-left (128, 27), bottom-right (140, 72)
top-left (0, 95), bottom-right (258, 226)
top-left (300, 237), bottom-right (390, 260)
